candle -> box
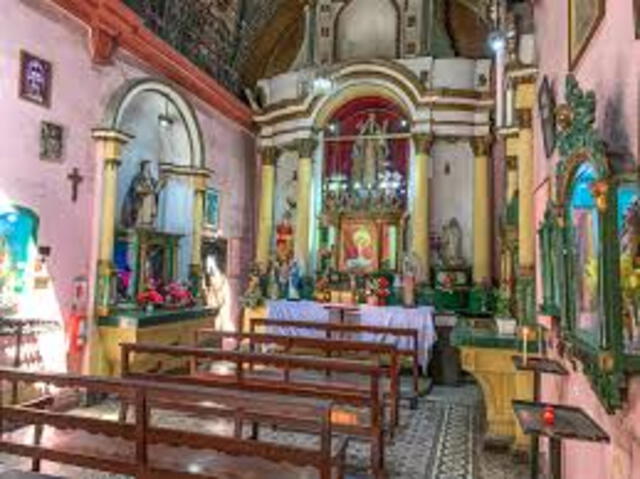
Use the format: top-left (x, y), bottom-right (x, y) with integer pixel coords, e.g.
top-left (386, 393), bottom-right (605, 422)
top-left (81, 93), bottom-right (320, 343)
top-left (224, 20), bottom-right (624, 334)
top-left (522, 326), bottom-right (530, 365)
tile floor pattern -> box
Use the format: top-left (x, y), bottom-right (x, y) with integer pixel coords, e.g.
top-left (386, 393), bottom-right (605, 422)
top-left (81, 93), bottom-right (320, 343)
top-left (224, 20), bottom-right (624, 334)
top-left (0, 383), bottom-right (528, 479)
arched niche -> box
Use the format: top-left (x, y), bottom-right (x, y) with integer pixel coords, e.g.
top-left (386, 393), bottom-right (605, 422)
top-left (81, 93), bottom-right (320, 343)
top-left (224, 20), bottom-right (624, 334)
top-left (101, 79), bottom-right (207, 293)
top-left (335, 0), bottom-right (400, 62)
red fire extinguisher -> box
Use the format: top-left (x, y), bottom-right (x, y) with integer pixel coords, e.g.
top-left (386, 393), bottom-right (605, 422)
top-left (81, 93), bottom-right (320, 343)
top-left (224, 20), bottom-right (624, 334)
top-left (69, 276), bottom-right (88, 356)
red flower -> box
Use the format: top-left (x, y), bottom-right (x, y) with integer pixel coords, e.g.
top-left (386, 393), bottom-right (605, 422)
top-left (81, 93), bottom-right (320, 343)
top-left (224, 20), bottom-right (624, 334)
top-left (378, 277), bottom-right (390, 288)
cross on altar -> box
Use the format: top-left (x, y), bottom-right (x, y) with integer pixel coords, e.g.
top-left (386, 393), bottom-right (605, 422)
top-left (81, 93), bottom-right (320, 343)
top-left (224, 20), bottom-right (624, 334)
top-left (67, 167), bottom-right (83, 202)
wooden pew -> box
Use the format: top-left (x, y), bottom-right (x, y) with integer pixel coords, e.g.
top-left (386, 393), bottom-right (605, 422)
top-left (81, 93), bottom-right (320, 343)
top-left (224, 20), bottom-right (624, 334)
top-left (0, 368), bottom-right (347, 479)
top-left (249, 317), bottom-right (424, 406)
top-left (195, 329), bottom-right (401, 427)
top-left (120, 342), bottom-right (388, 478)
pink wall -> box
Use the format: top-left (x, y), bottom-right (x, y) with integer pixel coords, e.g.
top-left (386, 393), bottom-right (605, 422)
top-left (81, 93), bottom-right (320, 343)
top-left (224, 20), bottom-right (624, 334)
top-left (0, 1), bottom-right (256, 351)
top-left (533, 1), bottom-right (640, 478)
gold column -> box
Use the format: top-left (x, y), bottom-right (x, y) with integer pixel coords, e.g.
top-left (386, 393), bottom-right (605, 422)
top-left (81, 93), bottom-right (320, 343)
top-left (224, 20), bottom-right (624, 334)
top-left (516, 104), bottom-right (535, 271)
top-left (505, 134), bottom-right (519, 203)
top-left (255, 146), bottom-right (279, 268)
top-left (471, 136), bottom-right (492, 284)
top-left (189, 169), bottom-right (210, 292)
top-left (91, 129), bottom-right (132, 317)
top-left (294, 138), bottom-right (318, 272)
top-left (411, 134), bottom-right (433, 282)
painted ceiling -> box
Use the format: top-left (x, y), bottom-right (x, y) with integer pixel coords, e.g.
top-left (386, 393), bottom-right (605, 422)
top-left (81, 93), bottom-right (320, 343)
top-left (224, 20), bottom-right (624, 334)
top-left (126, 0), bottom-right (489, 94)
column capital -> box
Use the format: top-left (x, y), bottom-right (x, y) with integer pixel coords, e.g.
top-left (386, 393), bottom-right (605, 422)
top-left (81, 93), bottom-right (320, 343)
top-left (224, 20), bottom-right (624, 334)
top-left (260, 146), bottom-right (280, 166)
top-left (470, 136), bottom-right (493, 156)
top-left (412, 133), bottom-right (434, 155)
top-left (92, 128), bottom-right (133, 164)
top-left (295, 138), bottom-right (319, 159)
top-left (516, 108), bottom-right (533, 129)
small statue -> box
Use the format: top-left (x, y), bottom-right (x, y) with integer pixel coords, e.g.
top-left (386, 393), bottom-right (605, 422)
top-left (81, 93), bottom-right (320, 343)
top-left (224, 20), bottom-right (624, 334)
top-left (266, 266), bottom-right (280, 300)
top-left (275, 211), bottom-right (294, 263)
top-left (288, 261), bottom-right (301, 300)
top-left (441, 218), bottom-right (465, 267)
top-left (121, 160), bottom-right (166, 229)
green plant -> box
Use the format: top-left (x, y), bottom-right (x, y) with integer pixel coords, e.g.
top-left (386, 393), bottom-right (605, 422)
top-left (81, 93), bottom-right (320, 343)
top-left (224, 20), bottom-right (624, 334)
top-left (494, 289), bottom-right (512, 317)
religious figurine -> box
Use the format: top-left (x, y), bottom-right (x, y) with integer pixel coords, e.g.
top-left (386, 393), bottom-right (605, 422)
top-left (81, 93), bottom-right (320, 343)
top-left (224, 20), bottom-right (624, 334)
top-left (402, 252), bottom-right (417, 307)
top-left (351, 113), bottom-right (389, 188)
top-left (441, 218), bottom-right (465, 267)
top-left (121, 160), bottom-right (165, 229)
top-left (266, 266), bottom-right (280, 300)
top-left (275, 211), bottom-right (294, 263)
top-left (288, 261), bottom-right (301, 300)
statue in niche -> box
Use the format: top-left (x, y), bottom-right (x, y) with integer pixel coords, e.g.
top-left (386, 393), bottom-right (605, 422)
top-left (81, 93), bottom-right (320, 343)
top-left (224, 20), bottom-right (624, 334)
top-left (121, 160), bottom-right (166, 229)
top-left (441, 218), bottom-right (465, 267)
top-left (351, 113), bottom-right (389, 188)
top-left (275, 211), bottom-right (294, 264)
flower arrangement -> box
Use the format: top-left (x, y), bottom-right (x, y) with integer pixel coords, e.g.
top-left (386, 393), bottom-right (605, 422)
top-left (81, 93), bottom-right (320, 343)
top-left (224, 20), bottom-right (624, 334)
top-left (164, 282), bottom-right (194, 308)
top-left (136, 288), bottom-right (164, 309)
top-left (365, 276), bottom-right (391, 306)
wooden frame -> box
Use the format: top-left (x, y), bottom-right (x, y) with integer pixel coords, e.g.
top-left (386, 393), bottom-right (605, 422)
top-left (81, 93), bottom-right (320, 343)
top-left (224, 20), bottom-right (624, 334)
top-left (538, 76), bottom-right (556, 159)
top-left (18, 50), bottom-right (52, 107)
top-left (554, 75), bottom-right (626, 411)
top-left (568, 0), bottom-right (605, 71)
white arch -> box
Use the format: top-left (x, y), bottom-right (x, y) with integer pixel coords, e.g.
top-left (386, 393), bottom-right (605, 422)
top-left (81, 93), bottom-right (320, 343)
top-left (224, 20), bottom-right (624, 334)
top-left (312, 79), bottom-right (418, 129)
top-left (101, 78), bottom-right (205, 168)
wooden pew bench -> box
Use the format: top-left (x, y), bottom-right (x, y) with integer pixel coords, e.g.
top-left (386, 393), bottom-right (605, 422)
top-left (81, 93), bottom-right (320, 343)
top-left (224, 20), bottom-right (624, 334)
top-left (120, 342), bottom-right (389, 478)
top-left (249, 317), bottom-right (426, 406)
top-left (0, 368), bottom-right (347, 479)
top-left (195, 329), bottom-right (401, 427)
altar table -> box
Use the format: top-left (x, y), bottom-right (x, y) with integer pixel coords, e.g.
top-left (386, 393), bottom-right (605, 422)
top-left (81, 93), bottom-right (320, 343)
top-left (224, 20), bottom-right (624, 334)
top-left (265, 300), bottom-right (437, 367)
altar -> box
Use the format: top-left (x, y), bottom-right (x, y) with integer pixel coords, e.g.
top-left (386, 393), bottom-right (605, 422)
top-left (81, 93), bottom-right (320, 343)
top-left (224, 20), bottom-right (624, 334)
top-left (259, 300), bottom-right (437, 367)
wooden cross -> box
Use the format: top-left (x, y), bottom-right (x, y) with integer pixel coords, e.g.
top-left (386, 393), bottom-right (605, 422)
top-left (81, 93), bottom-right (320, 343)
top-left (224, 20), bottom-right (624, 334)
top-left (67, 167), bottom-right (83, 202)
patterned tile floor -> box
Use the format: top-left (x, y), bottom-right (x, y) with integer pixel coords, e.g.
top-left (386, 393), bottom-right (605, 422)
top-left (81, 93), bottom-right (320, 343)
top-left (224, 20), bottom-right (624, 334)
top-left (0, 383), bottom-right (528, 479)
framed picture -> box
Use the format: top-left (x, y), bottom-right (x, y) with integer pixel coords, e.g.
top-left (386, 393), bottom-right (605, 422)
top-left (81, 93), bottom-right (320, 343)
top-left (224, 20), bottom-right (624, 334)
top-left (205, 188), bottom-right (220, 231)
top-left (635, 0), bottom-right (640, 39)
top-left (538, 76), bottom-right (556, 159)
top-left (40, 121), bottom-right (64, 162)
top-left (339, 219), bottom-right (379, 273)
top-left (568, 0), bottom-right (605, 70)
top-left (19, 51), bottom-right (52, 107)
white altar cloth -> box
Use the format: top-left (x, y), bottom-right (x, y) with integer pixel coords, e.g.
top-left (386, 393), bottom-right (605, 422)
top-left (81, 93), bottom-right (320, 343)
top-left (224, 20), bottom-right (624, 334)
top-left (266, 300), bottom-right (437, 367)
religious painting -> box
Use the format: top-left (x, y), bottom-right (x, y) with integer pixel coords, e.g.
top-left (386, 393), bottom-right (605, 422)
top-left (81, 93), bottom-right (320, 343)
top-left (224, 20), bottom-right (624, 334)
top-left (618, 183), bottom-right (640, 354)
top-left (340, 220), bottom-right (379, 273)
top-left (40, 121), bottom-right (64, 162)
top-left (568, 0), bottom-right (605, 70)
top-left (635, 0), bottom-right (640, 39)
top-left (538, 76), bottom-right (556, 159)
top-left (19, 51), bottom-right (52, 107)
top-left (0, 206), bottom-right (39, 317)
top-left (570, 163), bottom-right (602, 347)
top-left (205, 188), bottom-right (220, 231)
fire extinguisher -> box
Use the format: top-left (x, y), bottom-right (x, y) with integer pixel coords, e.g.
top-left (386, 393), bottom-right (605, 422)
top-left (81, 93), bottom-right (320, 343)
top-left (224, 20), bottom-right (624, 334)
top-left (69, 276), bottom-right (88, 355)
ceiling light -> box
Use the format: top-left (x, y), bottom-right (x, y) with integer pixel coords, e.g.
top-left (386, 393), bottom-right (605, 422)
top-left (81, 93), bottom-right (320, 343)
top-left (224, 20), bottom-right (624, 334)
top-left (488, 30), bottom-right (506, 53)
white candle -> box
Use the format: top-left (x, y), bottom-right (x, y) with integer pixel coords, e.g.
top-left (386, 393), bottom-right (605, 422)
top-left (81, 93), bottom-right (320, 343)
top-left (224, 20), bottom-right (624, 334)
top-left (522, 327), bottom-right (529, 365)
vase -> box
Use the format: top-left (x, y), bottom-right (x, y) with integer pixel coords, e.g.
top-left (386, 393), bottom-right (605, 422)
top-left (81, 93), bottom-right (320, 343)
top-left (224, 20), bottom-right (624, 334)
top-left (366, 295), bottom-right (378, 306)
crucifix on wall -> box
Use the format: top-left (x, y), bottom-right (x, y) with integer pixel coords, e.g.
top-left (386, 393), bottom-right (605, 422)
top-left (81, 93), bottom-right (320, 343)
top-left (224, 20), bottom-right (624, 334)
top-left (67, 167), bottom-right (83, 202)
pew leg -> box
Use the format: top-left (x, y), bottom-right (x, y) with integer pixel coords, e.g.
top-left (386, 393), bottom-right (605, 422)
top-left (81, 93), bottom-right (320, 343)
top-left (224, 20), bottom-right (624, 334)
top-left (118, 401), bottom-right (129, 423)
top-left (371, 434), bottom-right (386, 479)
top-left (250, 421), bottom-right (259, 440)
top-left (31, 423), bottom-right (43, 472)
